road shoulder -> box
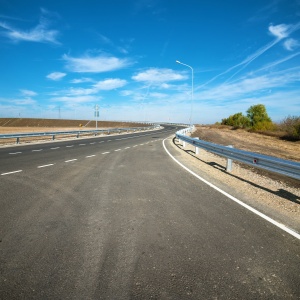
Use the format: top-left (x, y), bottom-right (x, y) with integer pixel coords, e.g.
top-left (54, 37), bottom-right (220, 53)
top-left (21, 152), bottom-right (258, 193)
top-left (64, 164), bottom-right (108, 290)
top-left (163, 135), bottom-right (300, 234)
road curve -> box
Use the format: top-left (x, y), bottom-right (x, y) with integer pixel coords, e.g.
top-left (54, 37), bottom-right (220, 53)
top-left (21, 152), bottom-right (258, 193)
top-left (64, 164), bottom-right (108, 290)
top-left (0, 126), bottom-right (299, 299)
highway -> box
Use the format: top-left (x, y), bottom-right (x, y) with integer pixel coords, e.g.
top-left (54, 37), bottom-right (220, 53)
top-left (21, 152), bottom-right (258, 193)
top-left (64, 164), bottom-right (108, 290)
top-left (0, 125), bottom-right (299, 299)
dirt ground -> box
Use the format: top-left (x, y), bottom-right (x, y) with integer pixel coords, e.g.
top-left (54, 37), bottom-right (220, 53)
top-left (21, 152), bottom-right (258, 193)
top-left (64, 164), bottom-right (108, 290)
top-left (192, 126), bottom-right (300, 162)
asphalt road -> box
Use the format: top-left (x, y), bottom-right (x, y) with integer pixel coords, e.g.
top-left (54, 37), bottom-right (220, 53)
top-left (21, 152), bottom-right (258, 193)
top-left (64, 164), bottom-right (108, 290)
top-left (0, 126), bottom-right (299, 299)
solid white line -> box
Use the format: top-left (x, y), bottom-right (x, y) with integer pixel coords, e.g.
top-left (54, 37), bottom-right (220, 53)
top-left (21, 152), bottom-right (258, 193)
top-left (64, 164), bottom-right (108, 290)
top-left (32, 149), bottom-right (43, 152)
top-left (65, 159), bottom-right (77, 162)
top-left (51, 147), bottom-right (60, 150)
top-left (66, 145), bottom-right (74, 148)
top-left (102, 152), bottom-right (110, 154)
top-left (9, 152), bottom-right (22, 155)
top-left (37, 164), bottom-right (54, 168)
top-left (1, 170), bottom-right (22, 176)
top-left (162, 138), bottom-right (300, 240)
top-left (86, 155), bottom-right (96, 158)
top-left (115, 149), bottom-right (121, 152)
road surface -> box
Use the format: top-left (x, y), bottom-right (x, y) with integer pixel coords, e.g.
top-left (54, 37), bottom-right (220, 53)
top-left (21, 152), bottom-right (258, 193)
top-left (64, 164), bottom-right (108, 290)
top-left (1, 126), bottom-right (299, 299)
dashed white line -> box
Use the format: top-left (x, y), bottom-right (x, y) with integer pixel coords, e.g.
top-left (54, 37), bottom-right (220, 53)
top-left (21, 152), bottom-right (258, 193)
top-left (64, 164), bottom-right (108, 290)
top-left (124, 147), bottom-right (131, 149)
top-left (1, 170), bottom-right (22, 176)
top-left (65, 159), bottom-right (77, 163)
top-left (37, 164), bottom-right (54, 168)
top-left (32, 149), bottom-right (43, 152)
top-left (79, 144), bottom-right (86, 146)
top-left (115, 149), bottom-right (121, 152)
top-left (86, 155), bottom-right (96, 158)
top-left (66, 145), bottom-right (74, 148)
top-left (9, 152), bottom-right (22, 155)
top-left (133, 145), bottom-right (138, 147)
top-left (99, 141), bottom-right (104, 143)
top-left (51, 147), bottom-right (60, 150)
top-left (140, 143), bottom-right (144, 146)
top-left (107, 140), bottom-right (112, 142)
top-left (90, 142), bottom-right (96, 144)
top-left (102, 152), bottom-right (110, 154)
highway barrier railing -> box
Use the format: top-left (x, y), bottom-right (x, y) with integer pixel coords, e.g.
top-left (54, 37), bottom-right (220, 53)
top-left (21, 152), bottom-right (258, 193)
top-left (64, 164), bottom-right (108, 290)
top-left (0, 125), bottom-right (159, 144)
top-left (176, 126), bottom-right (300, 181)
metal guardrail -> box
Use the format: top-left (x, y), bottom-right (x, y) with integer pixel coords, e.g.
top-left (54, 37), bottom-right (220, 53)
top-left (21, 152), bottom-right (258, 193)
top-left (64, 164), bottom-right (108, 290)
top-left (176, 127), bottom-right (300, 180)
top-left (0, 125), bottom-right (159, 144)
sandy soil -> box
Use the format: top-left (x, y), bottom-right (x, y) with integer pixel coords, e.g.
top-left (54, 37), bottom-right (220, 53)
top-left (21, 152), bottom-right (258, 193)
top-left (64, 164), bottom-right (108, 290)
top-left (192, 126), bottom-right (300, 162)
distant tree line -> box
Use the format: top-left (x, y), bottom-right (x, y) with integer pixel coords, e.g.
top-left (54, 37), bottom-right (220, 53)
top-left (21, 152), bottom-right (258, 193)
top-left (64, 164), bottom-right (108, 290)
top-left (219, 104), bottom-right (300, 140)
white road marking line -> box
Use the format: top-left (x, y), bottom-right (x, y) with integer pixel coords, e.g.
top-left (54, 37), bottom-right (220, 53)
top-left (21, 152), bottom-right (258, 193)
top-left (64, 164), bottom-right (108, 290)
top-left (90, 142), bottom-right (96, 144)
top-left (65, 159), bottom-right (77, 163)
top-left (140, 143), bottom-right (144, 146)
top-left (99, 141), bottom-right (104, 143)
top-left (115, 149), bottom-right (121, 152)
top-left (107, 140), bottom-right (112, 142)
top-left (86, 155), bottom-right (96, 158)
top-left (9, 152), bottom-right (22, 155)
top-left (162, 138), bottom-right (300, 240)
top-left (66, 145), bottom-right (74, 148)
top-left (102, 152), bottom-right (110, 154)
top-left (124, 147), bottom-right (131, 149)
top-left (32, 149), bottom-right (43, 152)
top-left (51, 147), bottom-right (60, 150)
top-left (37, 164), bottom-right (54, 168)
top-left (1, 170), bottom-right (22, 176)
top-left (79, 144), bottom-right (86, 146)
top-left (133, 145), bottom-right (138, 147)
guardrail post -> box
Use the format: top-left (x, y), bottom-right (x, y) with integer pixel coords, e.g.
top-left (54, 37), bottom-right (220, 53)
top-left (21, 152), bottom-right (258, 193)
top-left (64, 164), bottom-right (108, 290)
top-left (226, 145), bottom-right (233, 172)
top-left (195, 137), bottom-right (200, 155)
top-left (183, 140), bottom-right (186, 148)
top-left (52, 135), bottom-right (55, 140)
top-left (77, 132), bottom-right (80, 138)
top-left (16, 137), bottom-right (20, 144)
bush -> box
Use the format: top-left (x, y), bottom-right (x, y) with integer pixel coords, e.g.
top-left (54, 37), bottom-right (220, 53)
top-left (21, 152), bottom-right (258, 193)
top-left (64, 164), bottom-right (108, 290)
top-left (279, 116), bottom-right (300, 140)
top-left (221, 112), bottom-right (250, 128)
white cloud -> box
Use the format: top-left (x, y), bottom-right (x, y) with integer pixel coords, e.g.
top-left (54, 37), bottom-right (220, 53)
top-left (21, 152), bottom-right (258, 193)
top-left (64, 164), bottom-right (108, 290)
top-left (70, 77), bottom-right (94, 84)
top-left (47, 72), bottom-right (66, 81)
top-left (0, 10), bottom-right (60, 44)
top-left (93, 78), bottom-right (127, 90)
top-left (20, 89), bottom-right (37, 97)
top-left (12, 98), bottom-right (36, 105)
top-left (268, 24), bottom-right (290, 39)
top-left (63, 54), bottom-right (132, 73)
top-left (132, 68), bottom-right (187, 83)
top-left (283, 38), bottom-right (299, 51)
top-left (51, 95), bottom-right (99, 103)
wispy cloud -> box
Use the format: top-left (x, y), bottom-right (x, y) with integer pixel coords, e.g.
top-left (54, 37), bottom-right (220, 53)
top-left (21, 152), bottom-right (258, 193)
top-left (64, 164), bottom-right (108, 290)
top-left (132, 68), bottom-right (187, 83)
top-left (20, 89), bottom-right (37, 97)
top-left (47, 72), bottom-right (66, 81)
top-left (70, 77), bottom-right (94, 84)
top-left (63, 54), bottom-right (132, 73)
top-left (93, 78), bottom-right (127, 90)
top-left (199, 22), bottom-right (300, 88)
top-left (0, 10), bottom-right (60, 44)
top-left (283, 38), bottom-right (299, 51)
top-left (51, 95), bottom-right (99, 103)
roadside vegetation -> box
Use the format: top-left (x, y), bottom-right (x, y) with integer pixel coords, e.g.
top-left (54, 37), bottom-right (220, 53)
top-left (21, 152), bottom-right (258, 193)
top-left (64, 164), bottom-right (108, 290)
top-left (217, 104), bottom-right (300, 141)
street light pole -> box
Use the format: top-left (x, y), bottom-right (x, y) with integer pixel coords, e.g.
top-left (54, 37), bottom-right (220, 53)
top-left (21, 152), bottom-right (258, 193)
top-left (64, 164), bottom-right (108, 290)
top-left (176, 60), bottom-right (194, 126)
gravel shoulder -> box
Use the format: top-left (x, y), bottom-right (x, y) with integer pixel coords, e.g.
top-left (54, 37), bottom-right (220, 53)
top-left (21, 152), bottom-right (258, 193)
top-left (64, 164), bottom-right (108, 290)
top-left (166, 126), bottom-right (300, 234)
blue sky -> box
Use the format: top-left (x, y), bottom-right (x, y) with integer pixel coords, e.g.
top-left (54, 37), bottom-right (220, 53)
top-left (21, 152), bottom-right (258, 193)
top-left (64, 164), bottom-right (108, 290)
top-left (0, 0), bottom-right (300, 124)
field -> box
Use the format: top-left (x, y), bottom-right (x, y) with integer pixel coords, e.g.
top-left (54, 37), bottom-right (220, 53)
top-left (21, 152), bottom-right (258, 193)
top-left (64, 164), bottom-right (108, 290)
top-left (192, 125), bottom-right (300, 162)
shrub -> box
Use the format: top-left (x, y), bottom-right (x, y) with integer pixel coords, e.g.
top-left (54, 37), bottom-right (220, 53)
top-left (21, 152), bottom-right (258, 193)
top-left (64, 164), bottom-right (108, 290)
top-left (279, 116), bottom-right (300, 140)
